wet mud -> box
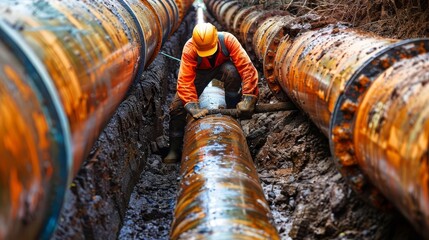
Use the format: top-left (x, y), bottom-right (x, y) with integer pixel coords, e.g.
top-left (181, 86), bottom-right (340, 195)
top-left (52, 2), bottom-right (428, 240)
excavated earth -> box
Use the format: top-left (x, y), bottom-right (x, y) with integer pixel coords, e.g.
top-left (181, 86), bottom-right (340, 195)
top-left (52, 2), bottom-right (429, 240)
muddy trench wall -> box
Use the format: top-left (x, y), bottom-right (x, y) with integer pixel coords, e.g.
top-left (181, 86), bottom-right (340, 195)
top-left (50, 9), bottom-right (195, 240)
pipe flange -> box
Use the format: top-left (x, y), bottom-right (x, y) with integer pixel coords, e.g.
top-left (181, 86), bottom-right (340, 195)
top-left (262, 16), bottom-right (295, 102)
top-left (330, 39), bottom-right (429, 209)
top-left (206, 0), bottom-right (219, 20)
top-left (167, 0), bottom-right (180, 32)
top-left (232, 5), bottom-right (260, 39)
top-left (156, 0), bottom-right (171, 44)
top-left (212, 0), bottom-right (223, 19)
top-left (119, 0), bottom-right (147, 72)
top-left (142, 0), bottom-right (163, 67)
top-left (219, 1), bottom-right (240, 28)
top-left (244, 10), bottom-right (289, 65)
top-left (174, 0), bottom-right (183, 23)
top-left (223, 2), bottom-right (241, 31)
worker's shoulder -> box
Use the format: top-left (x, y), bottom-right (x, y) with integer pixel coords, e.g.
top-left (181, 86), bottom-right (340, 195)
top-left (183, 38), bottom-right (197, 56)
top-left (219, 32), bottom-right (239, 44)
top-left (219, 31), bottom-right (235, 39)
top-left (184, 37), bottom-right (194, 47)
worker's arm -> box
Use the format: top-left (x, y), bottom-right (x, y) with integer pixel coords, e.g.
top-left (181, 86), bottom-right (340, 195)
top-left (177, 41), bottom-right (208, 119)
top-left (223, 32), bottom-right (259, 97)
top-left (177, 40), bottom-right (199, 105)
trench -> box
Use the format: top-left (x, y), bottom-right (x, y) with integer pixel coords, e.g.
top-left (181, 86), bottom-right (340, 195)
top-left (51, 5), bottom-right (424, 240)
top-left (1, 1), bottom-right (428, 239)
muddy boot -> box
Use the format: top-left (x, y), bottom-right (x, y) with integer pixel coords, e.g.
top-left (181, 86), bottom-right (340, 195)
top-left (164, 94), bottom-right (186, 163)
top-left (163, 137), bottom-right (183, 164)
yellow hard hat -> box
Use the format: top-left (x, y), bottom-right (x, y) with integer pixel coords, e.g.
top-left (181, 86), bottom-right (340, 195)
top-left (192, 23), bottom-right (218, 57)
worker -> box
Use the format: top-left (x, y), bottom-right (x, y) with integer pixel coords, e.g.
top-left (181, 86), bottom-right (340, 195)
top-left (164, 22), bottom-right (259, 163)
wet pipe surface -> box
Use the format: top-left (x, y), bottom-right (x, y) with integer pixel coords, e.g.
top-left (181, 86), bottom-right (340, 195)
top-left (0, 0), bottom-right (193, 239)
top-left (205, 0), bottom-right (429, 237)
top-left (171, 115), bottom-right (280, 239)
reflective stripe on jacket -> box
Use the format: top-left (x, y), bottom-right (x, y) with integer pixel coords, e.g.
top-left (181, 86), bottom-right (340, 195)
top-left (177, 32), bottom-right (259, 104)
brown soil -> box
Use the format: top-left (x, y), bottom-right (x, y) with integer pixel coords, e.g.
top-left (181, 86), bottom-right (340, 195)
top-left (52, 2), bottom-right (429, 240)
top-left (247, 0), bottom-right (429, 38)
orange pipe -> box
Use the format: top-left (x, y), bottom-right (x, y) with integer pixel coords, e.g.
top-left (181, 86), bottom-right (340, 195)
top-left (171, 115), bottom-right (280, 239)
top-left (205, 0), bottom-right (429, 237)
top-left (0, 0), bottom-right (193, 239)
top-left (276, 26), bottom-right (397, 135)
top-left (330, 41), bottom-right (429, 236)
top-left (253, 15), bottom-right (294, 101)
top-left (354, 53), bottom-right (429, 233)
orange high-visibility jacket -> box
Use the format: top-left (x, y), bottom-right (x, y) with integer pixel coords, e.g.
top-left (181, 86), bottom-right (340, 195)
top-left (177, 32), bottom-right (258, 104)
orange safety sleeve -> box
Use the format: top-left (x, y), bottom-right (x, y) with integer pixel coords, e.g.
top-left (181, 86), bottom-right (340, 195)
top-left (177, 40), bottom-right (199, 104)
top-left (223, 32), bottom-right (259, 96)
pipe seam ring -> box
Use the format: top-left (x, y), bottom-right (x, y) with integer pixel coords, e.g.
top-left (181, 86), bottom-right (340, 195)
top-left (329, 38), bottom-right (429, 208)
top-left (0, 20), bottom-right (73, 239)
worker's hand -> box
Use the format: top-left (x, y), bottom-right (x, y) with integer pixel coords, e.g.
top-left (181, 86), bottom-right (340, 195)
top-left (184, 102), bottom-right (208, 119)
top-left (237, 94), bottom-right (258, 118)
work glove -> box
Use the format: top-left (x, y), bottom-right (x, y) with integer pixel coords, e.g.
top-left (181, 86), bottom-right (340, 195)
top-left (184, 102), bottom-right (208, 119)
top-left (237, 94), bottom-right (258, 118)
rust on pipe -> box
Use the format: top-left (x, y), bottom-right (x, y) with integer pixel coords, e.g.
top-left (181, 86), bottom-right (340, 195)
top-left (170, 115), bottom-right (280, 239)
top-left (330, 40), bottom-right (429, 236)
top-left (129, 0), bottom-right (163, 67)
top-left (240, 11), bottom-right (266, 53)
top-left (212, 0), bottom-right (224, 19)
top-left (232, 6), bottom-right (260, 38)
top-left (223, 2), bottom-right (241, 29)
top-left (174, 0), bottom-right (193, 30)
top-left (149, 0), bottom-right (176, 44)
top-left (206, 0), bottom-right (429, 237)
top-left (218, 1), bottom-right (239, 27)
top-left (253, 15), bottom-right (294, 101)
top-left (239, 10), bottom-right (288, 65)
top-left (275, 25), bottom-right (397, 135)
top-left (0, 27), bottom-right (71, 240)
top-left (164, 0), bottom-right (181, 33)
top-left (253, 16), bottom-right (285, 62)
top-left (0, 0), bottom-right (192, 239)
top-left (354, 53), bottom-right (429, 233)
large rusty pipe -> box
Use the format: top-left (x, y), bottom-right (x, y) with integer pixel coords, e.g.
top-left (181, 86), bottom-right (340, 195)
top-left (0, 0), bottom-right (192, 239)
top-left (352, 52), bottom-right (429, 232)
top-left (275, 27), bottom-right (429, 236)
top-left (276, 26), bottom-right (398, 135)
top-left (170, 84), bottom-right (280, 239)
top-left (206, 0), bottom-right (429, 237)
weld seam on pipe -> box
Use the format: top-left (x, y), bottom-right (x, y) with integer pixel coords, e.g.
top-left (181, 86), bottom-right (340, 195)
top-left (118, 0), bottom-right (147, 76)
top-left (330, 38), bottom-right (429, 207)
top-left (0, 20), bottom-right (72, 240)
top-left (158, 1), bottom-right (172, 44)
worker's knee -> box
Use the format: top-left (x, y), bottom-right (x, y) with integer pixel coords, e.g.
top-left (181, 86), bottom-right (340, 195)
top-left (219, 62), bottom-right (241, 93)
top-left (220, 62), bottom-right (240, 80)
